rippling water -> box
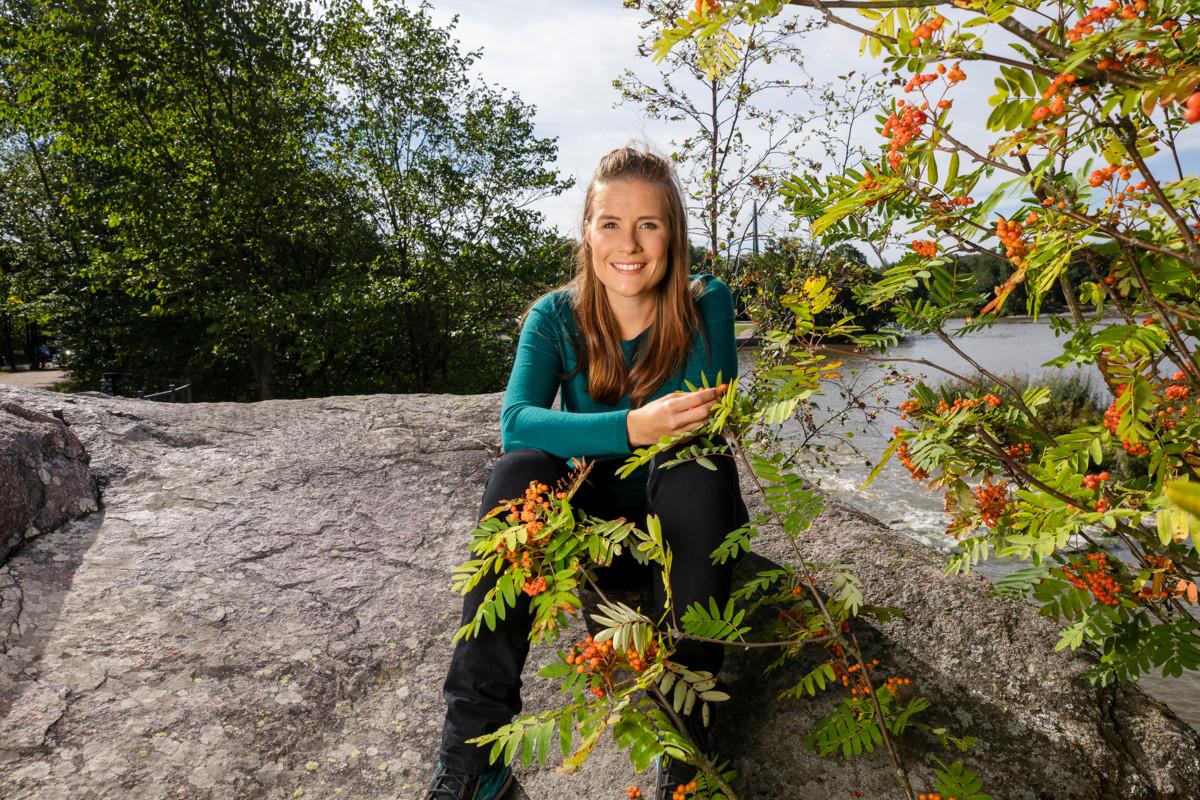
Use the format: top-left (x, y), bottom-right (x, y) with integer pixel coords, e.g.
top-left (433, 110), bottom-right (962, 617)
top-left (737, 318), bottom-right (1200, 728)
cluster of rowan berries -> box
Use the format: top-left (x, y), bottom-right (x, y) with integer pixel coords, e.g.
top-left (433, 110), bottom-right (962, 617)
top-left (934, 395), bottom-right (997, 415)
top-left (1166, 384), bottom-right (1191, 402)
top-left (1088, 163), bottom-right (1133, 188)
top-left (974, 478), bottom-right (1010, 528)
top-left (494, 480), bottom-right (573, 596)
top-left (929, 195), bottom-right (973, 215)
top-left (1084, 470), bottom-right (1112, 513)
top-left (1122, 439), bottom-right (1150, 457)
top-left (937, 62), bottom-right (966, 85)
top-left (521, 576), bottom-right (547, 597)
top-left (882, 103), bottom-right (928, 169)
top-left (670, 780), bottom-right (699, 800)
top-left (904, 71), bottom-right (939, 94)
top-left (565, 635), bottom-right (657, 698)
top-left (1063, 552), bottom-right (1121, 606)
top-left (692, 0), bottom-right (720, 15)
top-left (1102, 179), bottom-right (1153, 213)
top-left (837, 657), bottom-right (879, 686)
top-left (898, 441), bottom-right (930, 481)
top-left (1083, 471), bottom-right (1112, 491)
top-left (1031, 72), bottom-right (1077, 122)
top-left (1067, 2), bottom-right (1129, 41)
top-left (884, 676), bottom-right (912, 693)
top-left (911, 240), bottom-right (938, 258)
top-left (1040, 195), bottom-right (1070, 211)
top-left (1103, 388), bottom-right (1124, 436)
top-left (857, 169), bottom-right (887, 206)
top-left (857, 170), bottom-right (882, 193)
top-left (1095, 41), bottom-right (1169, 72)
top-left (907, 15), bottom-right (945, 47)
top-left (994, 217), bottom-right (1029, 268)
top-left (626, 787), bottom-right (643, 799)
top-left (1005, 442), bottom-right (1033, 460)
top-left (898, 399), bottom-right (921, 419)
top-left (917, 793), bottom-right (956, 800)
top-left (502, 481), bottom-right (563, 537)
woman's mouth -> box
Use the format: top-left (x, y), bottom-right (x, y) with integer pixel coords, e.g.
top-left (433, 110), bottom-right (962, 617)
top-left (611, 262), bottom-right (646, 274)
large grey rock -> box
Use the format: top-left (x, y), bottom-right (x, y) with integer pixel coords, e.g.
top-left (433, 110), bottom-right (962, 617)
top-left (0, 384), bottom-right (1197, 799)
top-left (0, 402), bottom-right (99, 563)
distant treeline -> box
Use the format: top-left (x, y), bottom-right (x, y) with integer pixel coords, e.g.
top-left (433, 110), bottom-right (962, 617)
top-left (0, 0), bottom-right (574, 400)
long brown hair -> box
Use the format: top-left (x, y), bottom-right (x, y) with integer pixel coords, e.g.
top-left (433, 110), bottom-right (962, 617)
top-left (566, 146), bottom-right (700, 407)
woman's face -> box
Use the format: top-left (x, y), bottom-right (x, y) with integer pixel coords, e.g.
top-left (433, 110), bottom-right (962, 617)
top-left (585, 178), bottom-right (671, 307)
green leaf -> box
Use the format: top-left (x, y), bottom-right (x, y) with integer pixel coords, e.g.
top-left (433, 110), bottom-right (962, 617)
top-left (944, 150), bottom-right (959, 190)
top-left (1166, 481), bottom-right (1200, 518)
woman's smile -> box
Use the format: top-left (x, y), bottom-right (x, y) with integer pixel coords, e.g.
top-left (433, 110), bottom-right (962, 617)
top-left (611, 261), bottom-right (647, 273)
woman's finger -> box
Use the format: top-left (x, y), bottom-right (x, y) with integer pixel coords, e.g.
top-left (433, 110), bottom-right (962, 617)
top-left (671, 399), bottom-right (717, 432)
top-left (667, 387), bottom-right (720, 412)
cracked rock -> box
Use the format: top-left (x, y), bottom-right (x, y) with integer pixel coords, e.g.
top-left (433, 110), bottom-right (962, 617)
top-left (0, 385), bottom-right (1197, 799)
top-left (1, 403), bottom-right (99, 563)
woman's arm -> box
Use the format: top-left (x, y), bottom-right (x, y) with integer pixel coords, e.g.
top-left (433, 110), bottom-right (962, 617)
top-left (500, 297), bottom-right (632, 459)
top-left (698, 275), bottom-right (739, 385)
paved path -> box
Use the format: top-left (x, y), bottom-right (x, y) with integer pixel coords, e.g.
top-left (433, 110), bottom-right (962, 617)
top-left (0, 369), bottom-right (70, 390)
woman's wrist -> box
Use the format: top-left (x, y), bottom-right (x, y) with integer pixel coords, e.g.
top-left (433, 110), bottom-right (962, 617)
top-left (625, 407), bottom-right (645, 448)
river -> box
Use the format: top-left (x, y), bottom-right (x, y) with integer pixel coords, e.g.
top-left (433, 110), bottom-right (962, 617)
top-left (736, 317), bottom-right (1200, 728)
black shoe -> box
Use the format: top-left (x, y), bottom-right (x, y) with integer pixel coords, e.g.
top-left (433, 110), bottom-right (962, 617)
top-left (655, 753), bottom-right (700, 800)
top-left (424, 762), bottom-right (513, 800)
top-left (654, 706), bottom-right (717, 800)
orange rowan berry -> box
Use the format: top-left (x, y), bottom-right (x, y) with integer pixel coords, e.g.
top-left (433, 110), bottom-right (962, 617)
top-left (975, 477), bottom-right (1010, 528)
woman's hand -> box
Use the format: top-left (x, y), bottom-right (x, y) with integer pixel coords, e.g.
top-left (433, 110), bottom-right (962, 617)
top-left (626, 385), bottom-right (725, 447)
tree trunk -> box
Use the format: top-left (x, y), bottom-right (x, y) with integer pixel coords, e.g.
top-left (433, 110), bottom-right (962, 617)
top-left (249, 335), bottom-right (275, 401)
top-left (1, 311), bottom-right (14, 370)
top-left (709, 77), bottom-right (720, 266)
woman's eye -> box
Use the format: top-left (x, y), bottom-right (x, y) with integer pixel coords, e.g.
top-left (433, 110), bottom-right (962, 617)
top-left (640, 222), bottom-right (659, 229)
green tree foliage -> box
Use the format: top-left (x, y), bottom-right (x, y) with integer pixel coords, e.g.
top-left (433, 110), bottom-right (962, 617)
top-left (319, 0), bottom-right (574, 393)
top-left (0, 0), bottom-right (570, 398)
top-left (735, 237), bottom-right (890, 335)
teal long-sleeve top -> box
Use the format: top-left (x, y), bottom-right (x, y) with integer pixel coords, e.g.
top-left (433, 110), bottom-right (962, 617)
top-left (500, 274), bottom-right (738, 508)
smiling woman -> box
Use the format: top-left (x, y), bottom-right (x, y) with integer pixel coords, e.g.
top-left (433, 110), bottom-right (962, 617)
top-left (425, 146), bottom-right (747, 800)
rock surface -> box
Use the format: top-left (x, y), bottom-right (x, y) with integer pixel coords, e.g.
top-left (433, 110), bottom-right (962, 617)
top-left (0, 402), bottom-right (99, 563)
top-left (0, 384), bottom-right (1198, 799)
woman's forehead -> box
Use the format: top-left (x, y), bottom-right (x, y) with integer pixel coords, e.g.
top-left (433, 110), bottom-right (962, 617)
top-left (590, 179), bottom-right (668, 217)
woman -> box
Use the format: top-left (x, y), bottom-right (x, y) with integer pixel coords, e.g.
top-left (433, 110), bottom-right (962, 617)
top-left (426, 146), bottom-right (748, 800)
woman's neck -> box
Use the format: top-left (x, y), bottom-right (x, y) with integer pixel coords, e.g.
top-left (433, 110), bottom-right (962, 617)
top-left (607, 293), bottom-right (656, 341)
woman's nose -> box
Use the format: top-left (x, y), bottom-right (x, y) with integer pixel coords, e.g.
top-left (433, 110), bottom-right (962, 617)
top-left (622, 226), bottom-right (641, 252)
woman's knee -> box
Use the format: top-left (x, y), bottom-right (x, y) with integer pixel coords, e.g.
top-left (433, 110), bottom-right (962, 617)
top-left (481, 449), bottom-right (570, 513)
top-left (647, 447), bottom-right (739, 501)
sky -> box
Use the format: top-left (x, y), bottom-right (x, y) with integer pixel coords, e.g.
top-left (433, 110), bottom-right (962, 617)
top-left (423, 0), bottom-right (1199, 261)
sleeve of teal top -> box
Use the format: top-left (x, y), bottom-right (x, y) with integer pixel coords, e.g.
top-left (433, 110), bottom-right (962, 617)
top-left (500, 295), bottom-right (632, 459)
top-left (697, 276), bottom-right (739, 385)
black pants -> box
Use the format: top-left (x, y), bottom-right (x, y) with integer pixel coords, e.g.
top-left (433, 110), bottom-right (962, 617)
top-left (438, 444), bottom-right (749, 773)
